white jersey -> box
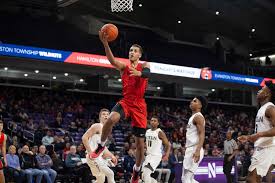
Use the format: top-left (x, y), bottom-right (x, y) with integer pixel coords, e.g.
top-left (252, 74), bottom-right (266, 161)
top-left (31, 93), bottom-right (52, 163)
top-left (254, 102), bottom-right (275, 147)
top-left (186, 112), bottom-right (205, 148)
top-left (146, 128), bottom-right (162, 156)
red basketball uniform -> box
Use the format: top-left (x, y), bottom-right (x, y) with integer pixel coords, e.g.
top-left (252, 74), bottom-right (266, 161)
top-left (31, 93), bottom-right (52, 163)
top-left (0, 132), bottom-right (5, 169)
top-left (118, 63), bottom-right (148, 129)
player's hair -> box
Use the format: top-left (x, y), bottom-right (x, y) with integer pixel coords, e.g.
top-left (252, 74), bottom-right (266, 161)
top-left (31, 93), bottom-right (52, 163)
top-left (196, 96), bottom-right (208, 113)
top-left (131, 44), bottom-right (143, 54)
top-left (99, 108), bottom-right (110, 118)
top-left (151, 115), bottom-right (159, 122)
top-left (0, 120), bottom-right (3, 124)
top-left (265, 80), bottom-right (275, 103)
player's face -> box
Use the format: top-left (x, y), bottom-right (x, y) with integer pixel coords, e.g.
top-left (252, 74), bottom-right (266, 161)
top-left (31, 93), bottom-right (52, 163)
top-left (0, 123), bottom-right (3, 132)
top-left (257, 86), bottom-right (271, 102)
top-left (150, 118), bottom-right (159, 128)
top-left (129, 46), bottom-right (141, 62)
top-left (100, 111), bottom-right (110, 124)
top-left (189, 98), bottom-right (202, 111)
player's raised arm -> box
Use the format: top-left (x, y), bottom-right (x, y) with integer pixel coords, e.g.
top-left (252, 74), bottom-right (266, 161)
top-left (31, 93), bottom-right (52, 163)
top-left (99, 30), bottom-right (126, 71)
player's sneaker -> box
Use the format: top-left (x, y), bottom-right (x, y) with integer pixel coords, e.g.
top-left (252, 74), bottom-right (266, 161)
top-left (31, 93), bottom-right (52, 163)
top-left (131, 169), bottom-right (140, 183)
top-left (89, 144), bottom-right (105, 159)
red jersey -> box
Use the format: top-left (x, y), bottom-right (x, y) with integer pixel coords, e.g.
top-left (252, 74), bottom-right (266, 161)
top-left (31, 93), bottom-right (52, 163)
top-left (0, 132), bottom-right (4, 149)
top-left (121, 63), bottom-right (148, 99)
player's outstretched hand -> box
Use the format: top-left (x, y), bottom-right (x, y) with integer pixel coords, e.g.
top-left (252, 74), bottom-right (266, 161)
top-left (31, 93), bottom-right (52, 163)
top-left (237, 135), bottom-right (248, 143)
top-left (129, 67), bottom-right (141, 77)
top-left (99, 30), bottom-right (109, 45)
top-left (193, 150), bottom-right (200, 163)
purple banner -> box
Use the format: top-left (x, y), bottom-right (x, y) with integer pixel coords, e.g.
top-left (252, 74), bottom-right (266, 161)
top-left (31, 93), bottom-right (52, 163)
top-left (175, 157), bottom-right (236, 183)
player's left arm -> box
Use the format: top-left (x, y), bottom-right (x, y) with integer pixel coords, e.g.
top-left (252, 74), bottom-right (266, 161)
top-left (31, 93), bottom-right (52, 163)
top-left (159, 130), bottom-right (171, 161)
top-left (193, 115), bottom-right (205, 163)
top-left (2, 134), bottom-right (7, 166)
top-left (256, 105), bottom-right (275, 138)
top-left (102, 148), bottom-right (117, 165)
top-left (129, 62), bottom-right (151, 77)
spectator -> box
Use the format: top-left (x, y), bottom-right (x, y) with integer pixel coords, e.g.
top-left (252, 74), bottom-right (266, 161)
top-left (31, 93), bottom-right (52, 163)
top-left (168, 148), bottom-right (179, 183)
top-left (65, 145), bottom-right (90, 183)
top-left (36, 145), bottom-right (57, 183)
top-left (68, 122), bottom-right (78, 132)
top-left (76, 144), bottom-right (86, 158)
top-left (31, 145), bottom-right (39, 156)
top-left (50, 151), bottom-right (64, 172)
top-left (42, 130), bottom-right (54, 146)
top-left (62, 142), bottom-right (70, 160)
top-left (155, 159), bottom-right (171, 183)
top-left (6, 145), bottom-right (25, 183)
top-left (123, 149), bottom-right (135, 181)
top-left (212, 145), bottom-right (221, 157)
top-left (19, 145), bottom-right (43, 183)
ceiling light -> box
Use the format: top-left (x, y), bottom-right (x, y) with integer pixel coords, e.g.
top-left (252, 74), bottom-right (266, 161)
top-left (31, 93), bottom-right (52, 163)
top-left (35, 70), bottom-right (39, 73)
top-left (216, 37), bottom-right (220, 40)
top-left (139, 3), bottom-right (142, 7)
top-left (157, 87), bottom-right (161, 90)
top-left (177, 20), bottom-right (182, 24)
top-left (53, 76), bottom-right (57, 80)
top-left (118, 79), bottom-right (122, 82)
top-left (249, 53), bottom-right (253, 57)
top-left (211, 89), bottom-right (215, 92)
top-left (4, 67), bottom-right (8, 71)
top-left (64, 73), bottom-right (69, 76)
top-left (80, 79), bottom-right (84, 82)
top-left (24, 73), bottom-right (28, 77)
top-left (251, 28), bottom-right (256, 32)
top-left (215, 11), bottom-right (220, 15)
top-left (42, 85), bottom-right (45, 87)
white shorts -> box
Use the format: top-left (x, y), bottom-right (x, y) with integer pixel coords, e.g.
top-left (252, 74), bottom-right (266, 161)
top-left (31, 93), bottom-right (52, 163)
top-left (86, 155), bottom-right (114, 179)
top-left (249, 146), bottom-right (275, 177)
top-left (183, 146), bottom-right (204, 173)
top-left (142, 154), bottom-right (162, 172)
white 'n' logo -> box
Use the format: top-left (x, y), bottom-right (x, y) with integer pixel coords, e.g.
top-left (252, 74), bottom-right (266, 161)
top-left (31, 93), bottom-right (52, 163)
top-left (208, 163), bottom-right (216, 178)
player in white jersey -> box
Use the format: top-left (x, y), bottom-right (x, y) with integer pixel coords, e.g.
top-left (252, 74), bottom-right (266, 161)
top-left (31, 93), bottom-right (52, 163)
top-left (238, 81), bottom-right (275, 183)
top-left (82, 108), bottom-right (117, 183)
top-left (181, 96), bottom-right (207, 183)
top-left (142, 116), bottom-right (171, 183)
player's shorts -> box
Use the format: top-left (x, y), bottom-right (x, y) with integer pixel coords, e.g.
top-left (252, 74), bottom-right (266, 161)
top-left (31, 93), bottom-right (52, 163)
top-left (142, 154), bottom-right (162, 172)
top-left (183, 146), bottom-right (204, 173)
top-left (248, 146), bottom-right (275, 177)
top-left (114, 97), bottom-right (147, 129)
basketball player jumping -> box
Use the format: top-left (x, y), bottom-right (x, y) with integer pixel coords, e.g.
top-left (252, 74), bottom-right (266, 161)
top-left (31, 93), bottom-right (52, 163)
top-left (82, 109), bottom-right (117, 183)
top-left (181, 96), bottom-right (208, 183)
top-left (91, 31), bottom-right (150, 183)
top-left (142, 116), bottom-right (171, 183)
top-left (238, 81), bottom-right (275, 183)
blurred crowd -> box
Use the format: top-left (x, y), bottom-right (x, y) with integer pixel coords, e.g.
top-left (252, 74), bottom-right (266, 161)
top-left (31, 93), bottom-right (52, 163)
top-left (0, 86), bottom-right (257, 182)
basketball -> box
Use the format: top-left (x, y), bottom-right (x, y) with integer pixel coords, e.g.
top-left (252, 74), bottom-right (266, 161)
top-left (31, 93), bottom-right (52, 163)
top-left (101, 23), bottom-right (118, 42)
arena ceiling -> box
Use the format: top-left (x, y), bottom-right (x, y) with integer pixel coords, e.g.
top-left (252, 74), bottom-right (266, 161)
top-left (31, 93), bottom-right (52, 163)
top-left (76, 0), bottom-right (275, 55)
top-left (1, 0), bottom-right (275, 56)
